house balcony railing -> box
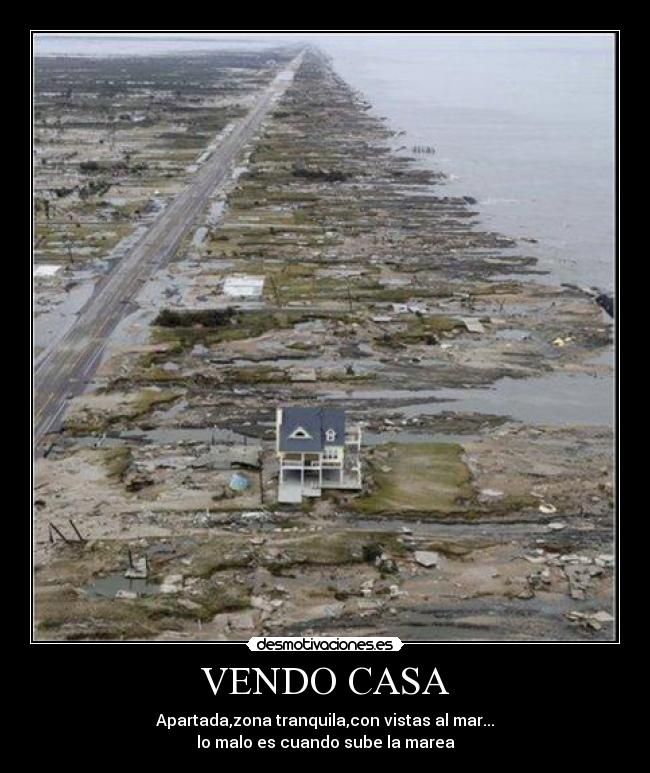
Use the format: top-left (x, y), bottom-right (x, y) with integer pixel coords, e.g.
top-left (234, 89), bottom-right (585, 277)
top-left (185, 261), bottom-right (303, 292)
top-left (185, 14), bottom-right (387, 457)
top-left (280, 459), bottom-right (343, 470)
top-left (345, 427), bottom-right (362, 446)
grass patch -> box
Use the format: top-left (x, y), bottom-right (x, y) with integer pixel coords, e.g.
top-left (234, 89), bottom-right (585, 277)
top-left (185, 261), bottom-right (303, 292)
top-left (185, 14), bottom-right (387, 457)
top-left (264, 531), bottom-right (408, 572)
top-left (353, 443), bottom-right (474, 515)
top-left (419, 539), bottom-right (495, 558)
top-left (63, 389), bottom-right (181, 435)
top-left (103, 447), bottom-right (133, 479)
top-left (35, 584), bottom-right (250, 641)
top-left (151, 310), bottom-right (352, 350)
top-left (225, 366), bottom-right (287, 384)
top-left (181, 538), bottom-right (256, 578)
top-left (165, 531), bottom-right (407, 578)
top-left (34, 536), bottom-right (253, 640)
top-left (376, 316), bottom-right (464, 348)
top-left (153, 308), bottom-right (234, 328)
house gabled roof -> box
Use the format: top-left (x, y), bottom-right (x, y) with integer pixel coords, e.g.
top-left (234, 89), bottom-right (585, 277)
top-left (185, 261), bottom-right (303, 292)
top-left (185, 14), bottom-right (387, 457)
top-left (278, 407), bottom-right (346, 452)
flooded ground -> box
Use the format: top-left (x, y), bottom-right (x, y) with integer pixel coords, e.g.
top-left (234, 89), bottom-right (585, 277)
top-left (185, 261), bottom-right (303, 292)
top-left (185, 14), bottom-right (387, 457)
top-left (33, 38), bottom-right (615, 642)
top-left (87, 573), bottom-right (160, 598)
top-left (321, 33), bottom-right (615, 293)
top-left (401, 370), bottom-right (613, 426)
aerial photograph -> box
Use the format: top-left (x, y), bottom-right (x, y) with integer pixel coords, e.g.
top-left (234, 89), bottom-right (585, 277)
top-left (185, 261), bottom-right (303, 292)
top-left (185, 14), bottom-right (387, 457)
top-left (32, 31), bottom-right (616, 642)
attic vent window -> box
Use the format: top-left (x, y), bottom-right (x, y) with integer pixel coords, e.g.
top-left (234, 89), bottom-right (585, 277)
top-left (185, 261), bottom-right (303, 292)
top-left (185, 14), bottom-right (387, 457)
top-left (325, 428), bottom-right (336, 442)
top-left (289, 426), bottom-right (312, 440)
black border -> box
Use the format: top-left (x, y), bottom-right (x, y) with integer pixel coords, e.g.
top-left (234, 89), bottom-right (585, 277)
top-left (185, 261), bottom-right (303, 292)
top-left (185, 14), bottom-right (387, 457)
top-left (30, 29), bottom-right (620, 646)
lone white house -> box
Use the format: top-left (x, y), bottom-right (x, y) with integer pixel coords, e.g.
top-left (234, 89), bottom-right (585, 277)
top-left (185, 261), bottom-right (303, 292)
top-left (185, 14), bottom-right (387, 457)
top-left (276, 406), bottom-right (362, 503)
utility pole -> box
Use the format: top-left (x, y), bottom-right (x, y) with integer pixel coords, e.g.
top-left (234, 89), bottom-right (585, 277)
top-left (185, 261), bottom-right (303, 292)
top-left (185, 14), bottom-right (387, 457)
top-left (64, 234), bottom-right (73, 265)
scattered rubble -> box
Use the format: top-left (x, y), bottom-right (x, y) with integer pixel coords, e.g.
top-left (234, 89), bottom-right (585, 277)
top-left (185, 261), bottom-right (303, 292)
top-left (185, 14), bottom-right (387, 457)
top-left (33, 47), bottom-right (614, 642)
top-left (414, 551), bottom-right (440, 568)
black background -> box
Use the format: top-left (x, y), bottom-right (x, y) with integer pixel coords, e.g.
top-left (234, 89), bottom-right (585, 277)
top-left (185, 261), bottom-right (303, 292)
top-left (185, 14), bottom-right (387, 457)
top-left (27, 26), bottom-right (624, 765)
top-left (30, 643), bottom-right (624, 761)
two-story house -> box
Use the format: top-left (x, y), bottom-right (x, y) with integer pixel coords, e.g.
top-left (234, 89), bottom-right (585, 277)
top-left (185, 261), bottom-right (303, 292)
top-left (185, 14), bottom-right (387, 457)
top-left (276, 406), bottom-right (362, 504)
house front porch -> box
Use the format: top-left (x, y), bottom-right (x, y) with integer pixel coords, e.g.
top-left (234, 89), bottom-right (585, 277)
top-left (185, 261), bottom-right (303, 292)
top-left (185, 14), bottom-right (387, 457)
top-left (278, 467), bottom-right (361, 504)
top-left (277, 469), bottom-right (321, 503)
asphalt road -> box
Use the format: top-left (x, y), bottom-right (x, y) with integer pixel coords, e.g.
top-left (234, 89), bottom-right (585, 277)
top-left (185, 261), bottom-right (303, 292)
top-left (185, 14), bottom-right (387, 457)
top-left (34, 53), bottom-right (304, 449)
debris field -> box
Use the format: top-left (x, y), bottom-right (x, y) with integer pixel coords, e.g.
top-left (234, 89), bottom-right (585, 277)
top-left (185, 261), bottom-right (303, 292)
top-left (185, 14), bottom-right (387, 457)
top-left (33, 48), bottom-right (614, 642)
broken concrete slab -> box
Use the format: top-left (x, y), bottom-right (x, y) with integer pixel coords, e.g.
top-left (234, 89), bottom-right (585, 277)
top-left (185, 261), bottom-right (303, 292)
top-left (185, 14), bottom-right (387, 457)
top-left (115, 589), bottom-right (138, 600)
top-left (34, 264), bottom-right (62, 278)
top-left (414, 550), bottom-right (439, 568)
top-left (160, 574), bottom-right (184, 594)
top-left (460, 317), bottom-right (486, 334)
top-left (223, 275), bottom-right (265, 298)
top-left (226, 611), bottom-right (256, 630)
top-left (565, 564), bottom-right (594, 600)
top-left (289, 367), bottom-right (317, 382)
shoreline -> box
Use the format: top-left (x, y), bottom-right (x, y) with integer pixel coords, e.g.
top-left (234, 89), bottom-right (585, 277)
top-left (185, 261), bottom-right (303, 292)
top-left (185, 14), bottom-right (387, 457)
top-left (33, 48), bottom-right (614, 642)
top-left (320, 37), bottom-right (614, 293)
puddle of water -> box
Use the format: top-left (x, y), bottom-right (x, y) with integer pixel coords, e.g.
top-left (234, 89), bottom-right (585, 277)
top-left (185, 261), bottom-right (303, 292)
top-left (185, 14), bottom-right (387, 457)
top-left (352, 519), bottom-right (542, 537)
top-left (68, 436), bottom-right (126, 449)
top-left (86, 573), bottom-right (160, 598)
top-left (34, 224), bottom-right (157, 362)
top-left (33, 280), bottom-right (96, 358)
top-left (401, 371), bottom-right (613, 426)
top-left (323, 388), bottom-right (448, 402)
top-left (228, 357), bottom-right (378, 375)
top-left (586, 345), bottom-right (614, 367)
top-left (207, 200), bottom-right (226, 225)
top-left (495, 328), bottom-right (532, 341)
top-left (324, 368), bottom-right (613, 426)
top-left (118, 427), bottom-right (249, 445)
top-left (382, 596), bottom-right (585, 641)
top-left (364, 431), bottom-right (470, 446)
top-left (192, 227), bottom-right (208, 247)
top-left (146, 542), bottom-right (176, 557)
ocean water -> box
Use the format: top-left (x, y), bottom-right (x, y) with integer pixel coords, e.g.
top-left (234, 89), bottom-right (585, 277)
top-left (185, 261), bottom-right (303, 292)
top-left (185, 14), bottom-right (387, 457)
top-left (317, 33), bottom-right (615, 293)
top-left (33, 34), bottom-right (280, 56)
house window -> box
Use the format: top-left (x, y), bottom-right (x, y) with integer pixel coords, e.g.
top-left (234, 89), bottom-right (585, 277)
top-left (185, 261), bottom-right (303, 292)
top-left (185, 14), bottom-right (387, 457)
top-left (325, 428), bottom-right (336, 442)
top-left (289, 426), bottom-right (312, 440)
